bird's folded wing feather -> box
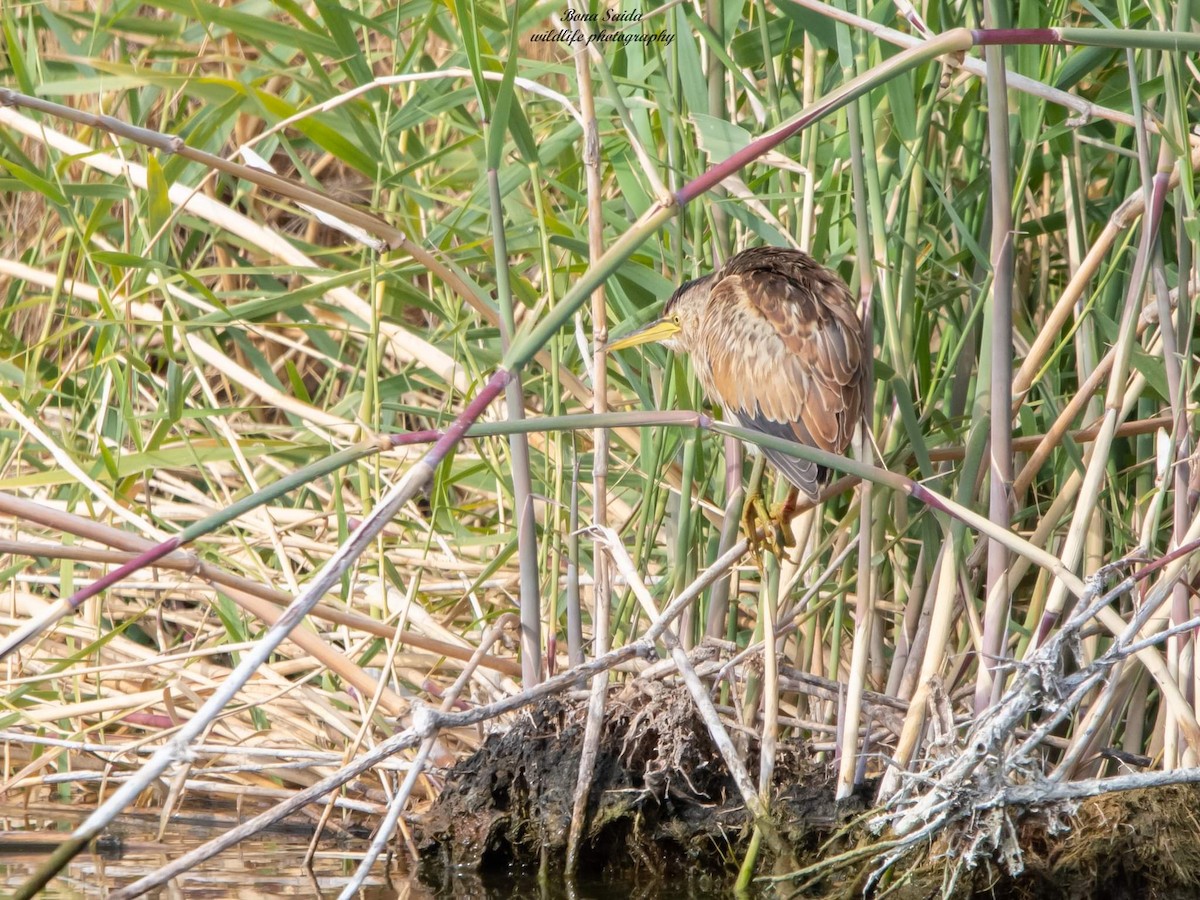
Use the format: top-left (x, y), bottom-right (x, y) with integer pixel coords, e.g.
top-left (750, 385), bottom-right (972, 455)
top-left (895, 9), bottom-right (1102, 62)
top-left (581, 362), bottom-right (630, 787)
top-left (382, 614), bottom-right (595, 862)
top-left (702, 262), bottom-right (866, 496)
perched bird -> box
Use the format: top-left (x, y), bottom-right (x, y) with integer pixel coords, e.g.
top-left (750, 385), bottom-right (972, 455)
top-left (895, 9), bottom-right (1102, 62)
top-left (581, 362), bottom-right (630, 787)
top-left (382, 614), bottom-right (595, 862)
top-left (608, 246), bottom-right (869, 521)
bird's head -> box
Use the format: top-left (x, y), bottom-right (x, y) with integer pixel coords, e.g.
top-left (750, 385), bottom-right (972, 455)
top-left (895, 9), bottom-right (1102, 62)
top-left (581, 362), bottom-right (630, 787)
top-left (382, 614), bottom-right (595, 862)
top-left (606, 274), bottom-right (713, 355)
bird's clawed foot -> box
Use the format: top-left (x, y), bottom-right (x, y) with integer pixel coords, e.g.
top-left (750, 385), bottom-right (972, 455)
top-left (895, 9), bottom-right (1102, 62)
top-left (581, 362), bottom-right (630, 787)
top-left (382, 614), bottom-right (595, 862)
top-left (741, 488), bottom-right (798, 562)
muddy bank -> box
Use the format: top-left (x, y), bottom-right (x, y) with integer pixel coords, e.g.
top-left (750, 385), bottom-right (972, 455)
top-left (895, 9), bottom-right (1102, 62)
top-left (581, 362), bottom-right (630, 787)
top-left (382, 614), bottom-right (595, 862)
top-left (413, 683), bottom-right (859, 893)
top-left (414, 686), bottom-right (1200, 898)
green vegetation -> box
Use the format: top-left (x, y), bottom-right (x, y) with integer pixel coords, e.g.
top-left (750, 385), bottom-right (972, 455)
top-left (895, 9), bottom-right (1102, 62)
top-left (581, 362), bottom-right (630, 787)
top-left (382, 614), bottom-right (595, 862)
top-left (0, 0), bottom-right (1198, 893)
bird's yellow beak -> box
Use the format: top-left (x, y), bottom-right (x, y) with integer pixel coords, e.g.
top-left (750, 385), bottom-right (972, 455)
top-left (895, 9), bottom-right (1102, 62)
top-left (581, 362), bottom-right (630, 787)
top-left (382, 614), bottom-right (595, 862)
top-left (606, 317), bottom-right (681, 351)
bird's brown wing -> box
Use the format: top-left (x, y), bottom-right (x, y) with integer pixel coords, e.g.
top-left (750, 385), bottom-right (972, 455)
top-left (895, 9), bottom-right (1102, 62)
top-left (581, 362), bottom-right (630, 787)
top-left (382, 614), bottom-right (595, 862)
top-left (700, 256), bottom-right (868, 498)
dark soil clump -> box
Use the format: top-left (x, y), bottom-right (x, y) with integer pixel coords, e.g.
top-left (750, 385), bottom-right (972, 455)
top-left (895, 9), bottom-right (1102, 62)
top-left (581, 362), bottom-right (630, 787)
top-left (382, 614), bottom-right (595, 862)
top-left (413, 683), bottom-right (858, 892)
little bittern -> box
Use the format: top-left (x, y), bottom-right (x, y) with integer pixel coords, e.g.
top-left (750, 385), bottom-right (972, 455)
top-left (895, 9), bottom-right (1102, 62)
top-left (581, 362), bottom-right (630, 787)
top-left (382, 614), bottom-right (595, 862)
top-left (609, 246), bottom-right (869, 513)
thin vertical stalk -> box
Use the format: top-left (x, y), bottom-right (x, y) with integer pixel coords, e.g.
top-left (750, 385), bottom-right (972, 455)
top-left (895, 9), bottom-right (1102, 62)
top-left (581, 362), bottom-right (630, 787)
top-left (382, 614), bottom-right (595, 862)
top-left (759, 558), bottom-right (780, 798)
top-left (1156, 0), bottom-right (1195, 766)
top-left (488, 169), bottom-right (542, 686)
top-left (696, 0), bottom-right (738, 662)
top-left (839, 471), bottom-right (874, 800)
top-left (673, 435), bottom-right (700, 648)
top-left (529, 154), bottom-right (567, 676)
top-left (752, 0), bottom-right (780, 113)
top-left (977, 0), bottom-right (1015, 713)
top-left (566, 26), bottom-right (610, 872)
top-left (798, 34), bottom-right (820, 252)
top-left (1061, 146), bottom-right (1106, 660)
top-left (567, 456), bottom-right (584, 666)
top-left (879, 520), bottom-right (963, 798)
top-left (739, 454), bottom-right (768, 728)
top-left (835, 0), bottom-right (877, 800)
top-left (705, 438), bottom-right (744, 639)
top-left (706, 0), bottom-right (731, 259)
top-left (549, 12), bottom-right (669, 203)
top-left (583, 36), bottom-right (610, 660)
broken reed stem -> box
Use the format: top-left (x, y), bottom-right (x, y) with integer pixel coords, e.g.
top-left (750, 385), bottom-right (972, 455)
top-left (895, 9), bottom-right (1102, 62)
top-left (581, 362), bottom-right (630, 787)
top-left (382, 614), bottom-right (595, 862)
top-left (705, 450), bottom-right (746, 639)
top-left (1000, 767), bottom-right (1200, 804)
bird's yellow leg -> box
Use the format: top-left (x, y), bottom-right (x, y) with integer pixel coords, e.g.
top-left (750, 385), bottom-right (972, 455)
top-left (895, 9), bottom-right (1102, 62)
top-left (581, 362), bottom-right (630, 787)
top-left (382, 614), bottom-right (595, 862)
top-left (770, 486), bottom-right (802, 547)
top-left (739, 455), bottom-right (768, 564)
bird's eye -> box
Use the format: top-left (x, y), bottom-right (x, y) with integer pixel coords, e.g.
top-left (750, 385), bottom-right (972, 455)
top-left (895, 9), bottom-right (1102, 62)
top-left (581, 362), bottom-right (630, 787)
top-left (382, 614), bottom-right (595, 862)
top-left (673, 315), bottom-right (681, 326)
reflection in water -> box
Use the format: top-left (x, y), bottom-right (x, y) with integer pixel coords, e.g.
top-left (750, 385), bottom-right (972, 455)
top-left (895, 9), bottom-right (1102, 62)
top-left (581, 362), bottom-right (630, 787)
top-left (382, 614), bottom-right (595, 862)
top-left (0, 805), bottom-right (410, 899)
top-left (0, 805), bottom-right (749, 898)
